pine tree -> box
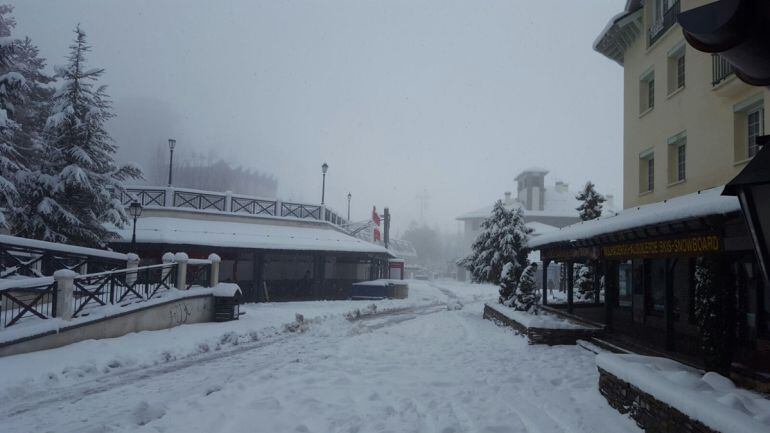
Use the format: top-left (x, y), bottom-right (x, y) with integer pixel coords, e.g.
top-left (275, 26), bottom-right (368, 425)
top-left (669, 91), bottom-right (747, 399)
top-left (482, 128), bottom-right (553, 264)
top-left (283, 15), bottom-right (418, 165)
top-left (575, 181), bottom-right (606, 221)
top-left (694, 256), bottom-right (736, 374)
top-left (512, 262), bottom-right (538, 311)
top-left (0, 5), bottom-right (25, 228)
top-left (497, 207), bottom-right (530, 302)
top-left (461, 200), bottom-right (507, 284)
top-left (499, 261), bottom-right (517, 303)
top-left (35, 26), bottom-right (141, 246)
top-left (574, 263), bottom-right (594, 301)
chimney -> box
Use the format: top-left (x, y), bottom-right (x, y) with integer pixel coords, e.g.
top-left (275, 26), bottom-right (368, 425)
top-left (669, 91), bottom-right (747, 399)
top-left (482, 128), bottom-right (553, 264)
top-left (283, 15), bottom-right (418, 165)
top-left (504, 191), bottom-right (512, 204)
top-left (555, 181), bottom-right (569, 193)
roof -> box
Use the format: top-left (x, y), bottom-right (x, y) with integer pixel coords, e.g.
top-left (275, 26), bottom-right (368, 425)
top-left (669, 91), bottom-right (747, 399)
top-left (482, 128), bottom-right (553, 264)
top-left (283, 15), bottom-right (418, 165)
top-left (525, 221), bottom-right (559, 236)
top-left (530, 187), bottom-right (740, 249)
top-left (110, 217), bottom-right (394, 256)
top-left (515, 167), bottom-right (549, 181)
top-left (457, 187), bottom-right (584, 220)
top-left (723, 142), bottom-right (770, 195)
top-left (593, 1), bottom-right (644, 65)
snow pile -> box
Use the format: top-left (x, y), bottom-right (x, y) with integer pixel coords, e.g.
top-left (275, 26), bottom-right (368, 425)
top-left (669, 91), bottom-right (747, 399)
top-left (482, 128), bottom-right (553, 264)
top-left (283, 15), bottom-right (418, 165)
top-left (487, 303), bottom-right (591, 329)
top-left (597, 354), bottom-right (770, 433)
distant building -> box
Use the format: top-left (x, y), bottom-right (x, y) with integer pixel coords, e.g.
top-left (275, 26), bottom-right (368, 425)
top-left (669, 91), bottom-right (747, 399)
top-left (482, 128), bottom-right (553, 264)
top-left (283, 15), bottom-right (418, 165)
top-left (456, 168), bottom-right (614, 251)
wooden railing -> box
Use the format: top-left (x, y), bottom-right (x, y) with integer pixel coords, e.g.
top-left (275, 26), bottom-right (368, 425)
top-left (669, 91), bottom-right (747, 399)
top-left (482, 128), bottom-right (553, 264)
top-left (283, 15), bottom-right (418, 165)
top-left (120, 186), bottom-right (347, 227)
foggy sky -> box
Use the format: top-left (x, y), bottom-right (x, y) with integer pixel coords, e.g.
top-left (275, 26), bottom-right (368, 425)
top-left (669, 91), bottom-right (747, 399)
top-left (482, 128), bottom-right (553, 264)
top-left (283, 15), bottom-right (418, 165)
top-left (13, 0), bottom-right (623, 235)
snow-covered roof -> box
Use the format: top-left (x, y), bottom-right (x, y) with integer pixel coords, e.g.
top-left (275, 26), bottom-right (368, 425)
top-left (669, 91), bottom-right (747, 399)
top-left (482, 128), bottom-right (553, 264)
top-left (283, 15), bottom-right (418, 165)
top-left (110, 217), bottom-right (394, 256)
top-left (530, 187), bottom-right (740, 249)
top-left (457, 187), bottom-right (583, 220)
top-left (525, 221), bottom-right (558, 236)
top-left (593, 1), bottom-right (643, 65)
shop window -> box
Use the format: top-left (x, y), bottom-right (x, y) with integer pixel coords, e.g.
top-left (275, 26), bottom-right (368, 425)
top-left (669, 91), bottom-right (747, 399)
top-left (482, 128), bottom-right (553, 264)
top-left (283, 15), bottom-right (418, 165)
top-left (646, 259), bottom-right (666, 314)
top-left (618, 261), bottom-right (633, 307)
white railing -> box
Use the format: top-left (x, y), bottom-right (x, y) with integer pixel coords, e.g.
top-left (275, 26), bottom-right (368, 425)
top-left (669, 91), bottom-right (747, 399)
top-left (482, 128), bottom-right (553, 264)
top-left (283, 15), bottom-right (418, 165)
top-left (119, 186), bottom-right (348, 227)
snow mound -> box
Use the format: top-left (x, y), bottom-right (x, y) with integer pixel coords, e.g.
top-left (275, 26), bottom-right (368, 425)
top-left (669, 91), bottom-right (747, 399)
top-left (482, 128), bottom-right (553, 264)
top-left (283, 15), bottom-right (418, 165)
top-left (446, 299), bottom-right (464, 311)
top-left (596, 354), bottom-right (770, 433)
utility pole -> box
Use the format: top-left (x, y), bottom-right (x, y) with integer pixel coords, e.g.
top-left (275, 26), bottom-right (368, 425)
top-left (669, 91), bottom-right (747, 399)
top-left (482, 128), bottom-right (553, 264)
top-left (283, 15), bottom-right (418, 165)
top-left (383, 207), bottom-right (391, 249)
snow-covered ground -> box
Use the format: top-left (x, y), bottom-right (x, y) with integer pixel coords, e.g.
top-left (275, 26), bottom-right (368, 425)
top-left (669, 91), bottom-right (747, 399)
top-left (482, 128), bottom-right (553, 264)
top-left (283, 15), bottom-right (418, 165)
top-left (0, 279), bottom-right (641, 433)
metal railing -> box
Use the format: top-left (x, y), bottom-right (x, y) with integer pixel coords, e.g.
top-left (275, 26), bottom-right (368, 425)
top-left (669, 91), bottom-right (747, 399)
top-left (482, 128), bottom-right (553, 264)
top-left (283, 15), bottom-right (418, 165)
top-left (120, 186), bottom-right (347, 227)
top-left (711, 54), bottom-right (736, 87)
top-left (72, 263), bottom-right (178, 317)
top-left (0, 278), bottom-right (57, 328)
top-left (0, 236), bottom-right (127, 279)
top-left (648, 1), bottom-right (680, 47)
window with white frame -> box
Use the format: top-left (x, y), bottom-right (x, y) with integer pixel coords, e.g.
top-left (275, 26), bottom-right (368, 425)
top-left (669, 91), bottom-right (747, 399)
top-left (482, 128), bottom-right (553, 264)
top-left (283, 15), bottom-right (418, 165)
top-left (734, 96), bottom-right (765, 161)
top-left (667, 43), bottom-right (685, 94)
top-left (639, 150), bottom-right (655, 193)
top-left (639, 70), bottom-right (655, 113)
top-left (667, 131), bottom-right (686, 184)
top-left (748, 106), bottom-right (765, 158)
top-left (677, 54), bottom-right (685, 89)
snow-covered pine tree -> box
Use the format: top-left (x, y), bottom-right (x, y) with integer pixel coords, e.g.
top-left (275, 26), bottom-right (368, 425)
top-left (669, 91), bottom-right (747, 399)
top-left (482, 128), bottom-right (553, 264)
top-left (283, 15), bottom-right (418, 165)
top-left (694, 256), bottom-right (736, 373)
top-left (37, 25), bottom-right (141, 246)
top-left (574, 263), bottom-right (594, 301)
top-left (461, 200), bottom-right (506, 284)
top-left (575, 181), bottom-right (605, 221)
top-left (512, 262), bottom-right (538, 311)
top-left (497, 207), bottom-right (530, 302)
top-left (0, 5), bottom-right (25, 228)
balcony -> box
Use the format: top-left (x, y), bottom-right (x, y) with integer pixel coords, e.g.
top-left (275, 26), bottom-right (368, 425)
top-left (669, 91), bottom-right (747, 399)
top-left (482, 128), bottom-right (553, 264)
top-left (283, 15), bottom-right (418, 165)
top-left (648, 1), bottom-right (680, 47)
top-left (712, 54), bottom-right (736, 87)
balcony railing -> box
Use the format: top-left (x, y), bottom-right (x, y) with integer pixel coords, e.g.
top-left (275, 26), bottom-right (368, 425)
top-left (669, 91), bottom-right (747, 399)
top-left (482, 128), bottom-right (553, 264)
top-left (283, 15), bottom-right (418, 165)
top-left (119, 186), bottom-right (347, 227)
top-left (711, 54), bottom-right (736, 87)
top-left (648, 1), bottom-right (680, 47)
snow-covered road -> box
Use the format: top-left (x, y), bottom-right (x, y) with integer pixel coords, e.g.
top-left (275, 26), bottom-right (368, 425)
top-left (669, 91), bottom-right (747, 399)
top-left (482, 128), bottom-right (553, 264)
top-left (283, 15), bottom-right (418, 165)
top-left (0, 280), bottom-right (640, 433)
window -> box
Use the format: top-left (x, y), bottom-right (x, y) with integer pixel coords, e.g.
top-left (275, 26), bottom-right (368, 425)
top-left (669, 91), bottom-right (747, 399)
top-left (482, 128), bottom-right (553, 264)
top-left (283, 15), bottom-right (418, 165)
top-left (639, 70), bottom-right (655, 113)
top-left (639, 149), bottom-right (655, 193)
top-left (748, 106), bottom-right (765, 158)
top-left (618, 261), bottom-right (633, 307)
top-left (646, 259), bottom-right (666, 314)
top-left (667, 43), bottom-right (685, 94)
top-left (667, 131), bottom-right (686, 184)
top-left (734, 95), bottom-right (765, 161)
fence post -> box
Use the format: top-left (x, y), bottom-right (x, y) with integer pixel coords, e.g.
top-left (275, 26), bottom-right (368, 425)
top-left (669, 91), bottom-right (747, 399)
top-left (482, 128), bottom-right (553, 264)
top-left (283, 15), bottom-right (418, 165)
top-left (275, 200), bottom-right (282, 217)
top-left (208, 253), bottom-right (221, 287)
top-left (54, 269), bottom-right (77, 321)
top-left (225, 191), bottom-right (233, 212)
top-left (165, 186), bottom-right (175, 208)
top-left (125, 253), bottom-right (140, 287)
top-left (175, 252), bottom-right (189, 290)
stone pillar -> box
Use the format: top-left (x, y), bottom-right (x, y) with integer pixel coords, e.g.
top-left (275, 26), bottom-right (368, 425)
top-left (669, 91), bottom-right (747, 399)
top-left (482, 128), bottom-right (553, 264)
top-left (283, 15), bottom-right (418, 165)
top-left (165, 186), bottom-right (175, 207)
top-left (567, 262), bottom-right (575, 314)
top-left (161, 252), bottom-right (175, 287)
top-left (208, 253), bottom-right (221, 288)
top-left (275, 200), bottom-right (282, 217)
top-left (54, 269), bottom-right (77, 320)
top-left (224, 191), bottom-right (233, 212)
top-left (125, 253), bottom-right (140, 288)
top-left (541, 260), bottom-right (549, 306)
top-left (174, 252), bottom-right (189, 290)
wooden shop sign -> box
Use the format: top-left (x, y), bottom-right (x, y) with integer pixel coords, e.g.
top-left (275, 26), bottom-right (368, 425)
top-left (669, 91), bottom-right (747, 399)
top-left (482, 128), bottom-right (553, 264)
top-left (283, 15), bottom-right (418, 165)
top-left (602, 234), bottom-right (720, 259)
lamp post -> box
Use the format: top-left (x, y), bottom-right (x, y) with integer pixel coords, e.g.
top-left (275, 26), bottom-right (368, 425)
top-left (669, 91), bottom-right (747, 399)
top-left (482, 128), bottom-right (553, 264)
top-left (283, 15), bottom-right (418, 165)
top-left (321, 162), bottom-right (329, 205)
top-left (347, 192), bottom-right (352, 221)
top-left (723, 135), bottom-right (770, 288)
top-left (128, 200), bottom-right (143, 253)
top-left (167, 138), bottom-right (176, 186)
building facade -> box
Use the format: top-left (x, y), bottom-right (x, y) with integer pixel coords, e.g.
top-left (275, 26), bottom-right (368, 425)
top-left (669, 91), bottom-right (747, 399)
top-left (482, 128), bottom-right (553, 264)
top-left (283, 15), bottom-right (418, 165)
top-left (596, 0), bottom-right (768, 209)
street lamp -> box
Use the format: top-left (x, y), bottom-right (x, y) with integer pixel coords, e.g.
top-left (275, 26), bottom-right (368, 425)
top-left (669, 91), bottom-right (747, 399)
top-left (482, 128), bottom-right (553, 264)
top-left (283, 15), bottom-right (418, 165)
top-left (167, 138), bottom-right (176, 186)
top-left (347, 192), bottom-right (352, 221)
top-left (128, 200), bottom-right (143, 252)
top-left (321, 162), bottom-right (329, 205)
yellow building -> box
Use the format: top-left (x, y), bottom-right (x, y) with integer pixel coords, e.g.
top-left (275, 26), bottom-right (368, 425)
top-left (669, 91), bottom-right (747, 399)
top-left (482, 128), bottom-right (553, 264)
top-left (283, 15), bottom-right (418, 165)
top-left (595, 0), bottom-right (768, 209)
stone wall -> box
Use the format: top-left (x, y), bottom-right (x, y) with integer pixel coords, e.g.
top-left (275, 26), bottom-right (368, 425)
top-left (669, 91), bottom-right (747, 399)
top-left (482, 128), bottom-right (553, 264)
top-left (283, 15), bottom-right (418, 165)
top-left (483, 304), bottom-right (603, 345)
top-left (598, 367), bottom-right (719, 433)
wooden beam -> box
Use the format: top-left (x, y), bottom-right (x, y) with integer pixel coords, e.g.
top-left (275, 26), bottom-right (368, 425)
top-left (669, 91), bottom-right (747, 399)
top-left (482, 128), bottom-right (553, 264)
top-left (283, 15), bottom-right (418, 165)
top-left (567, 261), bottom-right (574, 314)
top-left (664, 258), bottom-right (677, 351)
top-left (542, 260), bottom-right (549, 306)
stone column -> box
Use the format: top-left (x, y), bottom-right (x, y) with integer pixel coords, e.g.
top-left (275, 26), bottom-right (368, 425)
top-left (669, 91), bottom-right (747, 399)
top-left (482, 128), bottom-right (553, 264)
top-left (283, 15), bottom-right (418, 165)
top-left (54, 269), bottom-right (77, 320)
top-left (125, 253), bottom-right (140, 288)
top-left (174, 252), bottom-right (189, 290)
top-left (208, 253), bottom-right (221, 288)
top-left (224, 191), bottom-right (233, 212)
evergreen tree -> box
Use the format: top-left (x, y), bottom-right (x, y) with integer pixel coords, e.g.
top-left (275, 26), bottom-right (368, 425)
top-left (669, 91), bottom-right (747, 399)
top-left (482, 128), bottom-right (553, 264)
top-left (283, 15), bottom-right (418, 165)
top-left (461, 200), bottom-right (506, 284)
top-left (575, 181), bottom-right (605, 221)
top-left (574, 263), bottom-right (594, 301)
top-left (0, 5), bottom-right (24, 227)
top-left (512, 262), bottom-right (538, 311)
top-left (499, 261), bottom-right (517, 303)
top-left (497, 207), bottom-right (530, 302)
top-left (694, 256), bottom-right (736, 374)
top-left (34, 26), bottom-right (141, 246)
